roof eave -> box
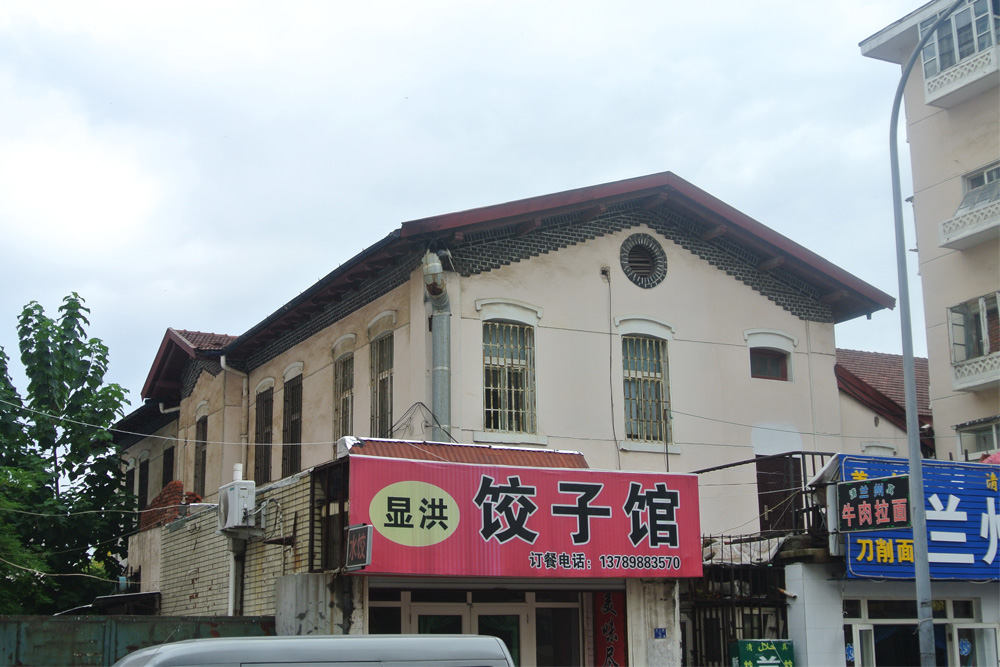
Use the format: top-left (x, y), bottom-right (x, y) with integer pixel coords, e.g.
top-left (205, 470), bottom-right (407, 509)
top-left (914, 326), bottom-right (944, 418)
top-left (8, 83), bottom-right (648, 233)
top-left (140, 328), bottom-right (199, 401)
top-left (223, 230), bottom-right (404, 358)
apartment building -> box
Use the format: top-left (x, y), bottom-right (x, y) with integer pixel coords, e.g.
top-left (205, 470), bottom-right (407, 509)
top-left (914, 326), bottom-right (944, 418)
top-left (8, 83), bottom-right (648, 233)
top-left (862, 0), bottom-right (1000, 461)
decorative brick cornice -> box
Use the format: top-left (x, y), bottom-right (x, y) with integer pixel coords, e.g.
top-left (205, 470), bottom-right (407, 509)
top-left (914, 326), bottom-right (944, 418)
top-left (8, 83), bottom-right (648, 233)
top-left (451, 203), bottom-right (833, 322)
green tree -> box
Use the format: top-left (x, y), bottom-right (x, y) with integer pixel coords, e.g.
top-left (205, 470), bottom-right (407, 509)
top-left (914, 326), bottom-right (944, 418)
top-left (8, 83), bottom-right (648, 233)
top-left (0, 293), bottom-right (130, 614)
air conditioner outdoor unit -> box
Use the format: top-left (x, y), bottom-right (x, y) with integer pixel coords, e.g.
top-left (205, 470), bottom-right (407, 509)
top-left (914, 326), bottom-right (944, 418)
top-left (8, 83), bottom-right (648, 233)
top-left (218, 480), bottom-right (256, 532)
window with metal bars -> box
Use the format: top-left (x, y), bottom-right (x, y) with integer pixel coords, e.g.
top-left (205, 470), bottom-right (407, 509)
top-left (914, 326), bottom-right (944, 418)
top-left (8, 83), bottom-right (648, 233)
top-left (370, 335), bottom-right (393, 438)
top-left (334, 354), bottom-right (354, 441)
top-left (282, 375), bottom-right (302, 477)
top-left (483, 321), bottom-right (536, 433)
top-left (622, 335), bottom-right (671, 444)
top-left (194, 416), bottom-right (208, 498)
top-left (161, 446), bottom-right (174, 489)
top-left (255, 387), bottom-right (273, 483)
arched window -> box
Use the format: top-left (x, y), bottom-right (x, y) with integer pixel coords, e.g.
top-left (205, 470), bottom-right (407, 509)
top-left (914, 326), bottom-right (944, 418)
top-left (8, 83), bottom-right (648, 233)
top-left (282, 365), bottom-right (303, 477)
top-left (254, 377), bottom-right (275, 484)
top-left (477, 299), bottom-right (542, 435)
top-left (744, 329), bottom-right (797, 381)
top-left (333, 334), bottom-right (356, 441)
top-left (368, 312), bottom-right (396, 438)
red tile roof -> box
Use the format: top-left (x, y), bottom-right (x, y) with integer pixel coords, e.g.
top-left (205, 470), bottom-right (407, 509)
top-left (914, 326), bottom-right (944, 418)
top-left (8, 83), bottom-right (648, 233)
top-left (836, 349), bottom-right (930, 417)
top-left (343, 438), bottom-right (589, 469)
top-left (173, 329), bottom-right (238, 351)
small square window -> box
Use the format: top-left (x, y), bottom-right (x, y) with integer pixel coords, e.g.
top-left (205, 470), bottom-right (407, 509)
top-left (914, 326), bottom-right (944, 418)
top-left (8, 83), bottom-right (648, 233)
top-left (750, 349), bottom-right (788, 381)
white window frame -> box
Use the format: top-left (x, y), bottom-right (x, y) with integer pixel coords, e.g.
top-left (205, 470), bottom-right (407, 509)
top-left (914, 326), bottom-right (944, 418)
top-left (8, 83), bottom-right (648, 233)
top-left (948, 292), bottom-right (1000, 362)
top-left (370, 331), bottom-right (394, 438)
top-left (332, 334), bottom-right (356, 443)
top-left (334, 351), bottom-right (354, 442)
top-left (956, 162), bottom-right (1000, 216)
top-left (474, 299), bottom-right (544, 445)
top-left (615, 316), bottom-right (676, 454)
top-left (919, 0), bottom-right (999, 79)
top-left (958, 418), bottom-right (1000, 455)
top-left (744, 329), bottom-right (797, 382)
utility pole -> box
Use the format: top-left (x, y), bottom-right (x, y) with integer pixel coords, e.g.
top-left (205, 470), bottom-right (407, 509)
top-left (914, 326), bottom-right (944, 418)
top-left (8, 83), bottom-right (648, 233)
top-left (886, 1), bottom-right (964, 664)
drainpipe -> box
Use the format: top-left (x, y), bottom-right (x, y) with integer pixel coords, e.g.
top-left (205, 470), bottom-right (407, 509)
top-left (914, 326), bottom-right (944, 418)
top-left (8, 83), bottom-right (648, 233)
top-left (226, 464), bottom-right (246, 616)
top-left (220, 357), bottom-right (250, 617)
top-left (220, 355), bottom-right (250, 473)
top-left (422, 251), bottom-right (451, 442)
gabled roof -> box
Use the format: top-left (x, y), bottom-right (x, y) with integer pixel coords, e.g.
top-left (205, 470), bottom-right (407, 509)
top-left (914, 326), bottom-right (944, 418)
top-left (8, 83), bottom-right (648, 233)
top-left (340, 437), bottom-right (589, 469)
top-left (222, 171), bottom-right (894, 364)
top-left (836, 348), bottom-right (930, 417)
top-left (141, 328), bottom-right (238, 402)
top-left (835, 348), bottom-right (933, 452)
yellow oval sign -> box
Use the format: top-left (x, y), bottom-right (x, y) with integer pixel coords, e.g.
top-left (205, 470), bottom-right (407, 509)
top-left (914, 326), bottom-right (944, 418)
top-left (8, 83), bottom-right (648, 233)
top-left (370, 481), bottom-right (459, 547)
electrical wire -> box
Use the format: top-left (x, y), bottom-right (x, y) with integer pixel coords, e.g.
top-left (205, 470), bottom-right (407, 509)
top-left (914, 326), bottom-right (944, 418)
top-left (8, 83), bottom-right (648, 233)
top-left (0, 392), bottom-right (937, 450)
top-left (0, 555), bottom-right (124, 583)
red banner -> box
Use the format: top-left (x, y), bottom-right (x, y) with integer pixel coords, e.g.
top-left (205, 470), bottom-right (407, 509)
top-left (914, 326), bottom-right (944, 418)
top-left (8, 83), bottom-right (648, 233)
top-left (594, 591), bottom-right (628, 667)
top-left (348, 456), bottom-right (702, 578)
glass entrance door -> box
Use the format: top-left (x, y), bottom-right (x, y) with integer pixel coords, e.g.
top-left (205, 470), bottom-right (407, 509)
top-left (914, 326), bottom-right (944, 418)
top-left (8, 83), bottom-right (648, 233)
top-left (474, 608), bottom-right (529, 666)
top-left (411, 603), bottom-right (470, 635)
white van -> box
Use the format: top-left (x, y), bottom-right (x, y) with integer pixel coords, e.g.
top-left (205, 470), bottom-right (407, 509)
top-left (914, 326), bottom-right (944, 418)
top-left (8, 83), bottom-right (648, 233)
top-left (112, 634), bottom-right (516, 667)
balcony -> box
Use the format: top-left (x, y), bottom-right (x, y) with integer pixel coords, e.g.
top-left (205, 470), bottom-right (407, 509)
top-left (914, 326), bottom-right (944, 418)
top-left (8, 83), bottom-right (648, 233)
top-left (939, 199), bottom-right (1000, 249)
top-left (925, 44), bottom-right (999, 108)
top-left (953, 351), bottom-right (1000, 391)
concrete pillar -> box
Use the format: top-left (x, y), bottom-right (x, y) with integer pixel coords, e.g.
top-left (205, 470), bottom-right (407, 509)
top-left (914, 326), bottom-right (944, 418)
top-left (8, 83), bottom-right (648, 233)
top-left (626, 579), bottom-right (680, 666)
top-left (275, 573), bottom-right (332, 635)
top-left (785, 562), bottom-right (846, 667)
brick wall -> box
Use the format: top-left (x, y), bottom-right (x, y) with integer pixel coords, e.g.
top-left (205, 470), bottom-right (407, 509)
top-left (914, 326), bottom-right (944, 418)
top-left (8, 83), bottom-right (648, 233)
top-left (243, 473), bottom-right (316, 616)
top-left (159, 506), bottom-right (230, 616)
top-left (139, 481), bottom-right (199, 531)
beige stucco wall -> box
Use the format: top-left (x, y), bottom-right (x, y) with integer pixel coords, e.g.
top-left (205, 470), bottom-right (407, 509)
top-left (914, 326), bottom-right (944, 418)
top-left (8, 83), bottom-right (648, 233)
top-left (901, 54), bottom-right (1000, 458)
top-left (439, 225), bottom-right (850, 535)
top-left (124, 417), bottom-right (179, 508)
top-left (245, 283), bottom-right (414, 477)
top-left (837, 392), bottom-right (909, 458)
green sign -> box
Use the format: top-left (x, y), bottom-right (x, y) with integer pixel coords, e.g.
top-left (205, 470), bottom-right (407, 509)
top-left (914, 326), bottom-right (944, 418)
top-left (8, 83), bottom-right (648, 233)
top-left (729, 639), bottom-right (794, 667)
top-left (836, 475), bottom-right (910, 533)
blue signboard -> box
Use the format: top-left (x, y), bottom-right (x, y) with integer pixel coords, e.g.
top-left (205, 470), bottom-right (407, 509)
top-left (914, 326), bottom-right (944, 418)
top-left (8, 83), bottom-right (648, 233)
top-left (840, 455), bottom-right (1000, 581)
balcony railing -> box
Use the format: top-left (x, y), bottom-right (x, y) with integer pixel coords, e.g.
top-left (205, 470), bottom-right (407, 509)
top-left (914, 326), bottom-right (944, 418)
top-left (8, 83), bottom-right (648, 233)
top-left (939, 199), bottom-right (1000, 249)
top-left (953, 350), bottom-right (1000, 391)
top-left (925, 44), bottom-right (999, 108)
top-left (693, 451), bottom-right (834, 538)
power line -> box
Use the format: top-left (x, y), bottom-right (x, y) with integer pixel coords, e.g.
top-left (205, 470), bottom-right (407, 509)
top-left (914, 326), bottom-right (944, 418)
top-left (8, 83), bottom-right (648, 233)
top-left (0, 395), bottom-right (940, 451)
top-left (0, 555), bottom-right (123, 583)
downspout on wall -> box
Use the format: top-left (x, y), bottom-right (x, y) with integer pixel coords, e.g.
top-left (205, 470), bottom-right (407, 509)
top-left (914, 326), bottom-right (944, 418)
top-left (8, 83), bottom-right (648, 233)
top-left (422, 251), bottom-right (451, 442)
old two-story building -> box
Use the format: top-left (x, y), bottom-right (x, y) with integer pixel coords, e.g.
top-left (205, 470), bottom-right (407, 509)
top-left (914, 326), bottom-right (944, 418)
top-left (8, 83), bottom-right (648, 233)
top-left (117, 170), bottom-right (915, 665)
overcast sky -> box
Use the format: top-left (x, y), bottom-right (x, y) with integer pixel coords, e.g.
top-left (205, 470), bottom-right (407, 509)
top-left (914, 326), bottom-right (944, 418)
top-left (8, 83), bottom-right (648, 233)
top-left (0, 1), bottom-right (926, 411)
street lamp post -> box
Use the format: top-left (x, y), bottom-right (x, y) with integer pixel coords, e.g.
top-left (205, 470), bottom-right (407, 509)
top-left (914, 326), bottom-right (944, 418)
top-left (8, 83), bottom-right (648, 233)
top-left (887, 1), bottom-right (965, 665)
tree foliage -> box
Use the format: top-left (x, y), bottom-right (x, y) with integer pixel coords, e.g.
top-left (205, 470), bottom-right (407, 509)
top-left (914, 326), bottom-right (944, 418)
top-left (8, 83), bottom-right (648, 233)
top-left (0, 293), bottom-right (130, 614)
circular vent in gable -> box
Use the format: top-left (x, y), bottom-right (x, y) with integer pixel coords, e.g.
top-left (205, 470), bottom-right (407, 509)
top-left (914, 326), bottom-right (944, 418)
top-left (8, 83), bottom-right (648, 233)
top-left (620, 233), bottom-right (667, 288)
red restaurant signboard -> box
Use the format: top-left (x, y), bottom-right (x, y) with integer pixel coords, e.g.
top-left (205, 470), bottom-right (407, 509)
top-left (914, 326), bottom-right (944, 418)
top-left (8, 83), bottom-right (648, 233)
top-left (348, 455), bottom-right (702, 578)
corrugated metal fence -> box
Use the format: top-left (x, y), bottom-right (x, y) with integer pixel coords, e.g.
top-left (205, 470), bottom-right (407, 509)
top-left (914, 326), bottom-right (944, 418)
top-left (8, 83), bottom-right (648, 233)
top-left (0, 615), bottom-right (275, 666)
